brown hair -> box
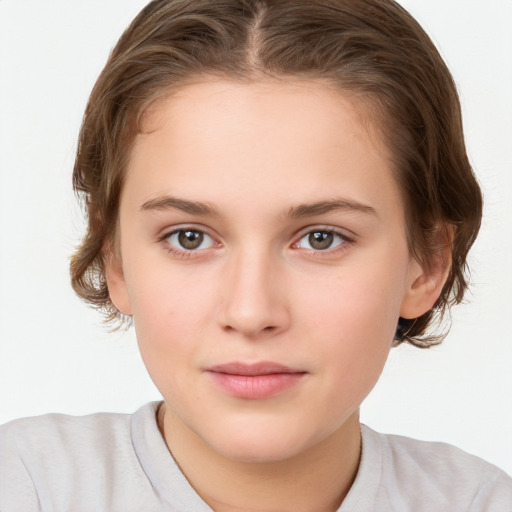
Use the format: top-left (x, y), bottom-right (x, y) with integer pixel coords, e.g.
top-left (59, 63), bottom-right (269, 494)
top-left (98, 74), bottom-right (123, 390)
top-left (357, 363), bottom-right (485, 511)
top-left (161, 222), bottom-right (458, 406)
top-left (71, 0), bottom-right (482, 347)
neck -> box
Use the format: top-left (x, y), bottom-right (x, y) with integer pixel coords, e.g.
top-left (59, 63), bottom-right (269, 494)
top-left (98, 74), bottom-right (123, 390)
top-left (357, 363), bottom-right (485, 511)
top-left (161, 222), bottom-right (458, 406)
top-left (158, 403), bottom-right (361, 512)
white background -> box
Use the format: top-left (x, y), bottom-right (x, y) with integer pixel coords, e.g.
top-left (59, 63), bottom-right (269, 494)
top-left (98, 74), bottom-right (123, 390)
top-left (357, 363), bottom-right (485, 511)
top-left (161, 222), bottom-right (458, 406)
top-left (0, 0), bottom-right (511, 476)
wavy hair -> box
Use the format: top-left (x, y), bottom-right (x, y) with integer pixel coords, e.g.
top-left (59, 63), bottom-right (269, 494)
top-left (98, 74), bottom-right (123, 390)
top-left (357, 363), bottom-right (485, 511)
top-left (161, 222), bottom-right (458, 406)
top-left (71, 0), bottom-right (482, 347)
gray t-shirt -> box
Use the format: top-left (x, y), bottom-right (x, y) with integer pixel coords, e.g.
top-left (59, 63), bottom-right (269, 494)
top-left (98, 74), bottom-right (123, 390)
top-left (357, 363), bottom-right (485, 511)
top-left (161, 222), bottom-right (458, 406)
top-left (1, 401), bottom-right (511, 511)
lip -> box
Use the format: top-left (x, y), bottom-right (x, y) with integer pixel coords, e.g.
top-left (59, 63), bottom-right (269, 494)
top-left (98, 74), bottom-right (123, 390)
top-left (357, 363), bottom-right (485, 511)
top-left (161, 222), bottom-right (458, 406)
top-left (205, 361), bottom-right (307, 400)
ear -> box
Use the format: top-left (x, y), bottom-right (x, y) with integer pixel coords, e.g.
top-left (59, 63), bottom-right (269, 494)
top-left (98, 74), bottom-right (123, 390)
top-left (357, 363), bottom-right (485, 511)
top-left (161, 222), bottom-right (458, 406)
top-left (400, 227), bottom-right (453, 320)
top-left (104, 249), bottom-right (133, 316)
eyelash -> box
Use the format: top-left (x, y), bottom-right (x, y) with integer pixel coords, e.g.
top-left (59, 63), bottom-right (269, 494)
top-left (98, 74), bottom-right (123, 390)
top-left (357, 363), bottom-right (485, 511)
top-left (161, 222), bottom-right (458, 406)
top-left (158, 227), bottom-right (218, 259)
top-left (158, 226), bottom-right (354, 259)
top-left (292, 227), bottom-right (353, 256)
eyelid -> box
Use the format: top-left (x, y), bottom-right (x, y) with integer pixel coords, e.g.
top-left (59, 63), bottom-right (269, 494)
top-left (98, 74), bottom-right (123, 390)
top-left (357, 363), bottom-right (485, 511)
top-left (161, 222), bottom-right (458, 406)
top-left (156, 223), bottom-right (355, 257)
top-left (292, 225), bottom-right (355, 243)
top-left (157, 223), bottom-right (218, 242)
top-left (158, 224), bottom-right (222, 255)
top-left (291, 225), bottom-right (355, 255)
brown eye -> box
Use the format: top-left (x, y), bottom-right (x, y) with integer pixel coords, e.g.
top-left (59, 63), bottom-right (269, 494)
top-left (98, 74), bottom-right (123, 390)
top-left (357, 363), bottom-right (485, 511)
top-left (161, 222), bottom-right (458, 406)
top-left (296, 230), bottom-right (346, 251)
top-left (308, 231), bottom-right (334, 250)
top-left (166, 229), bottom-right (215, 251)
top-left (178, 230), bottom-right (203, 249)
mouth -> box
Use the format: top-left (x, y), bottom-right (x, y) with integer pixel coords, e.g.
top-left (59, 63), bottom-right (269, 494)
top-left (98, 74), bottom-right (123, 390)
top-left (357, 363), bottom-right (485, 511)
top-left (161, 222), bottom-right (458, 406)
top-left (205, 361), bottom-right (307, 400)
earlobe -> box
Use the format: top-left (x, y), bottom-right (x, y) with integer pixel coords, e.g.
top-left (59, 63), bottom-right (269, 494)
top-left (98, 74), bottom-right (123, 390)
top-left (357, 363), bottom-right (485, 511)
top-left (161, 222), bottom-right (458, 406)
top-left (400, 265), bottom-right (442, 320)
top-left (105, 250), bottom-right (133, 316)
top-left (400, 230), bottom-right (452, 320)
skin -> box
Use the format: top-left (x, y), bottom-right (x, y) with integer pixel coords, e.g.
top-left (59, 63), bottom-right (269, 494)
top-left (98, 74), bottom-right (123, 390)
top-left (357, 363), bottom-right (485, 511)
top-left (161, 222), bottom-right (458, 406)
top-left (107, 79), bottom-right (448, 511)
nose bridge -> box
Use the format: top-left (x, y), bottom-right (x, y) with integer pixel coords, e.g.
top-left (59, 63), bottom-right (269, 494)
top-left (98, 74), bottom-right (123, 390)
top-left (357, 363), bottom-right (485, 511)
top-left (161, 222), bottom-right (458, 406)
top-left (219, 243), bottom-right (288, 337)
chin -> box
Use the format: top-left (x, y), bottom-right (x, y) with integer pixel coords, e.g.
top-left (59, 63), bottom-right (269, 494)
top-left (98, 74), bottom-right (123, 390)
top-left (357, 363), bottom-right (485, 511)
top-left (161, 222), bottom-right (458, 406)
top-left (212, 438), bottom-right (306, 464)
top-left (200, 419), bottom-right (321, 464)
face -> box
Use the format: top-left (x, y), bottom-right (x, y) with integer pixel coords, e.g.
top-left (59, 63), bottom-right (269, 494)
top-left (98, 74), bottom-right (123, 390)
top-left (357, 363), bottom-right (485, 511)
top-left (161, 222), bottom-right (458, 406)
top-left (108, 79), bottom-right (436, 463)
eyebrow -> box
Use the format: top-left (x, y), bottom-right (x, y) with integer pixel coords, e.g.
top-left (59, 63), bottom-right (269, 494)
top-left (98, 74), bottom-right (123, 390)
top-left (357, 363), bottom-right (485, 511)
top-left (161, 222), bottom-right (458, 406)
top-left (140, 196), bottom-right (220, 216)
top-left (140, 195), bottom-right (377, 219)
top-left (285, 198), bottom-right (377, 219)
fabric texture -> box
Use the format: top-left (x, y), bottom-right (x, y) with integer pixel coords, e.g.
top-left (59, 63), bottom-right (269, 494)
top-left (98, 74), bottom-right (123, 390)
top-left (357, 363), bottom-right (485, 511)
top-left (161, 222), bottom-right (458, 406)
top-left (1, 401), bottom-right (511, 512)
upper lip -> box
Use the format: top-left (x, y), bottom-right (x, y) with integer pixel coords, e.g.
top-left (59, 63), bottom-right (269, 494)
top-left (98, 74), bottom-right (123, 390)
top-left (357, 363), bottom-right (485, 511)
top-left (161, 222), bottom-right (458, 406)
top-left (205, 361), bottom-right (305, 376)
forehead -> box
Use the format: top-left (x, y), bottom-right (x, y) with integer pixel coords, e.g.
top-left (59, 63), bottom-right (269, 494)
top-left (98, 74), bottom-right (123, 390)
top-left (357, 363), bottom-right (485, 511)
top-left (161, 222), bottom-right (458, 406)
top-left (139, 78), bottom-right (385, 155)
top-left (124, 78), bottom-right (402, 223)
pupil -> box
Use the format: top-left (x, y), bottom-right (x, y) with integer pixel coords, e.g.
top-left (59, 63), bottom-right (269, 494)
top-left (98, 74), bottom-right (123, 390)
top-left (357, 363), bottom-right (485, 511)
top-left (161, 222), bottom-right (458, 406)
top-left (309, 231), bottom-right (333, 250)
top-left (178, 230), bottom-right (203, 250)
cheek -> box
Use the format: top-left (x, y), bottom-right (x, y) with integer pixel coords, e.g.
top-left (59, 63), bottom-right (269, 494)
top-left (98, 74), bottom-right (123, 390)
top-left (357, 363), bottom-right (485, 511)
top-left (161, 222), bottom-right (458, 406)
top-left (298, 260), bottom-right (405, 345)
top-left (297, 259), bottom-right (407, 398)
top-left (126, 249), bottom-right (214, 324)
top-left (126, 262), bottom-right (217, 367)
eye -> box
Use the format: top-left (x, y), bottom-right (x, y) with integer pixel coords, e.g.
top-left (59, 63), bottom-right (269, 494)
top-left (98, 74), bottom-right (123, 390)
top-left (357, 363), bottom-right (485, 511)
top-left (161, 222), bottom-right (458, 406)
top-left (166, 229), bottom-right (215, 251)
top-left (296, 230), bottom-right (347, 251)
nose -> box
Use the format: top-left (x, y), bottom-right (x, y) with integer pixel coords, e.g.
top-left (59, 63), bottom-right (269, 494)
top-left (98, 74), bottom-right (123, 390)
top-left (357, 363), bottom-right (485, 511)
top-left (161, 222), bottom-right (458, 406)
top-left (217, 246), bottom-right (290, 339)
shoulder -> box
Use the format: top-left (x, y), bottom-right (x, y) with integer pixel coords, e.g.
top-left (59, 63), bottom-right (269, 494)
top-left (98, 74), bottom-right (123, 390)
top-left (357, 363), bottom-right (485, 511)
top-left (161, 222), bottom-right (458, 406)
top-left (353, 425), bottom-right (512, 512)
top-left (0, 408), bottom-right (133, 470)
top-left (0, 402), bottom-right (163, 512)
top-left (1, 406), bottom-right (132, 441)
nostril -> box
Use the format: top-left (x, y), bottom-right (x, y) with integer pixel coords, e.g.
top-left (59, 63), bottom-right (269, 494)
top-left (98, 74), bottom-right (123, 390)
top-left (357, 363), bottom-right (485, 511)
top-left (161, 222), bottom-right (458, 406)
top-left (223, 324), bottom-right (277, 335)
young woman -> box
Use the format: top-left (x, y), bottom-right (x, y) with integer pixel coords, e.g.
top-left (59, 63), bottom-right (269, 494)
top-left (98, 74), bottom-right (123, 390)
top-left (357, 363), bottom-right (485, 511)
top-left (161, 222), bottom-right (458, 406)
top-left (1, 1), bottom-right (511, 510)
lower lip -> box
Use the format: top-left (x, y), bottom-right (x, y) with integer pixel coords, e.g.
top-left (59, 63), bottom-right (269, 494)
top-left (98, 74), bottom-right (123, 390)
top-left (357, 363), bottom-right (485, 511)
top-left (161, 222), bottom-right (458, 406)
top-left (207, 372), bottom-right (306, 399)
